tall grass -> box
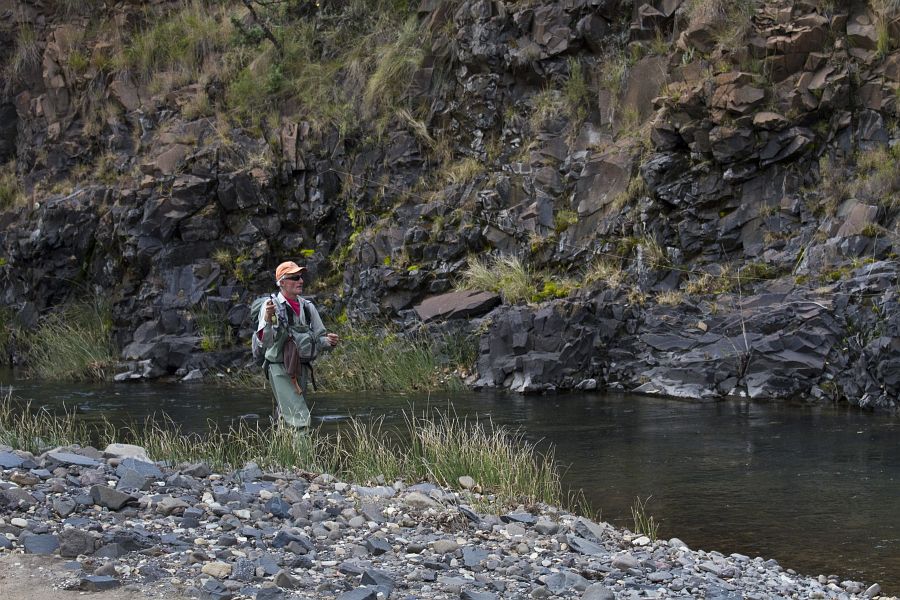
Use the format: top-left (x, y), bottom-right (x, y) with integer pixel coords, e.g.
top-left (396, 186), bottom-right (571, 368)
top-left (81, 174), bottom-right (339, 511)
top-left (363, 16), bottom-right (425, 119)
top-left (631, 495), bottom-right (660, 540)
top-left (0, 389), bottom-right (562, 509)
top-left (316, 326), bottom-right (469, 392)
top-left (0, 161), bottom-right (24, 210)
top-left (121, 0), bottom-right (232, 82)
top-left (23, 298), bottom-right (116, 381)
top-left (0, 391), bottom-right (93, 454)
top-left (457, 254), bottom-right (535, 305)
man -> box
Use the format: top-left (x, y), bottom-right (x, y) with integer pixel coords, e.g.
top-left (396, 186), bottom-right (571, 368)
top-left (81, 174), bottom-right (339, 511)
top-left (256, 261), bottom-right (339, 428)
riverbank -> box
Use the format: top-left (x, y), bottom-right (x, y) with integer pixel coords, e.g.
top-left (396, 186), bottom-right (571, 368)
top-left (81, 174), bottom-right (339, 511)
top-left (0, 441), bottom-right (892, 600)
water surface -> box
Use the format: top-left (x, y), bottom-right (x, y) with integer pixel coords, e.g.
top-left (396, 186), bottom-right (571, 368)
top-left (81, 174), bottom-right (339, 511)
top-left (3, 371), bottom-right (898, 592)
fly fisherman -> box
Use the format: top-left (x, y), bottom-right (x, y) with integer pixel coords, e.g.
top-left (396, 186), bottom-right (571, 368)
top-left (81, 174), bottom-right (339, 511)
top-left (256, 261), bottom-right (339, 428)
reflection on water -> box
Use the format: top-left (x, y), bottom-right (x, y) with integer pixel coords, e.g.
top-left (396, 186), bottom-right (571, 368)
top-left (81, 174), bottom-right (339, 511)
top-left (2, 369), bottom-right (898, 593)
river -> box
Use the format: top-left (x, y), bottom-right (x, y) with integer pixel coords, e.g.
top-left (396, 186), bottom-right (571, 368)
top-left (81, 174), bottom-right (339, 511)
top-left (2, 371), bottom-right (898, 593)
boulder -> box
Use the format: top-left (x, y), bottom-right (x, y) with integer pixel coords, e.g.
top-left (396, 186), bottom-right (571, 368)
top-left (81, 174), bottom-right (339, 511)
top-left (413, 290), bottom-right (501, 322)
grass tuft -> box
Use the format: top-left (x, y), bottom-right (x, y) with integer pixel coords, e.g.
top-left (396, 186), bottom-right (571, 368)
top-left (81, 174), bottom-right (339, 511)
top-left (0, 162), bottom-right (25, 210)
top-left (457, 255), bottom-right (535, 305)
top-left (631, 495), bottom-right (660, 541)
top-left (315, 325), bottom-right (472, 392)
top-left (22, 298), bottom-right (116, 381)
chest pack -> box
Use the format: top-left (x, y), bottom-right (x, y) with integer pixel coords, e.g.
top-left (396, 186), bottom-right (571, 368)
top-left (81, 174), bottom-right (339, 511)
top-left (250, 293), bottom-right (315, 365)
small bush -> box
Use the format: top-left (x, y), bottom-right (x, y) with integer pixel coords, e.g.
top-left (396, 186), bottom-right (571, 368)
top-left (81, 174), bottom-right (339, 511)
top-left (4, 24), bottom-right (41, 90)
top-left (554, 209), bottom-right (578, 233)
top-left (656, 290), bottom-right (684, 306)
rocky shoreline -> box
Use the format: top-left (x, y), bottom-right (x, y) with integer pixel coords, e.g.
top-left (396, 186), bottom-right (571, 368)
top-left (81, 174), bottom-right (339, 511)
top-left (0, 443), bottom-right (891, 600)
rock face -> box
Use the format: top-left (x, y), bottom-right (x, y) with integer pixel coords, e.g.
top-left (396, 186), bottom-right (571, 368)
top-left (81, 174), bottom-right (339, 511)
top-left (0, 443), bottom-right (890, 600)
top-left (1, 0), bottom-right (900, 409)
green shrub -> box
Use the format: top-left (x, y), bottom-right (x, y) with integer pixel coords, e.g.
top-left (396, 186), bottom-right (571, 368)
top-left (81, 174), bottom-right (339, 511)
top-left (554, 209), bottom-right (578, 233)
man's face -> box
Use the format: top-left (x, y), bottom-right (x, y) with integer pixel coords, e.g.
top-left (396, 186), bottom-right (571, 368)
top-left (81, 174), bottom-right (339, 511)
top-left (281, 273), bottom-right (304, 296)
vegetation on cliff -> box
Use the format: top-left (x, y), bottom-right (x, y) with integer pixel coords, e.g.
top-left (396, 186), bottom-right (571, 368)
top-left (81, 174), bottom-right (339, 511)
top-left (0, 0), bottom-right (899, 402)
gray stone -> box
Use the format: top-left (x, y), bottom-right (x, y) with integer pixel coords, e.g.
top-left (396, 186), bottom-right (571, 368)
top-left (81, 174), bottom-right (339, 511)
top-left (581, 583), bottom-right (615, 600)
top-left (23, 533), bottom-right (59, 555)
top-left (365, 536), bottom-right (391, 556)
top-left (462, 546), bottom-right (488, 568)
top-left (273, 569), bottom-right (300, 589)
top-left (53, 498), bottom-right (77, 517)
top-left (433, 539), bottom-right (459, 554)
top-left (156, 496), bottom-right (189, 516)
top-left (361, 568), bottom-right (395, 596)
top-left (46, 451), bottom-right (101, 467)
top-left (115, 458), bottom-right (162, 479)
top-left (461, 591), bottom-right (498, 600)
top-left (59, 529), bottom-right (98, 557)
top-left (264, 496), bottom-right (291, 518)
top-left (90, 485), bottom-right (133, 510)
top-left (256, 585), bottom-right (286, 600)
top-left (413, 290), bottom-right (501, 322)
top-left (199, 578), bottom-right (234, 600)
top-left (79, 575), bottom-right (120, 591)
top-left (0, 451), bottom-right (25, 469)
top-left (566, 535), bottom-right (605, 556)
top-left (611, 553), bottom-right (639, 570)
top-left (116, 469), bottom-right (153, 491)
top-left (337, 588), bottom-right (378, 600)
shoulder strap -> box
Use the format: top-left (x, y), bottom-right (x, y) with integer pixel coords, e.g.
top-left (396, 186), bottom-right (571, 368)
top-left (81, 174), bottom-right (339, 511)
top-left (302, 299), bottom-right (312, 326)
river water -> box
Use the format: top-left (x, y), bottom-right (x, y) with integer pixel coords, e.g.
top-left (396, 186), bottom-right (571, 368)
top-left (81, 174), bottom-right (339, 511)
top-left (2, 371), bottom-right (898, 593)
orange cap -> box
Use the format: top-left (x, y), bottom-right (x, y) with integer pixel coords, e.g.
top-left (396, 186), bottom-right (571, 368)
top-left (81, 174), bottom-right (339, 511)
top-left (275, 261), bottom-right (307, 281)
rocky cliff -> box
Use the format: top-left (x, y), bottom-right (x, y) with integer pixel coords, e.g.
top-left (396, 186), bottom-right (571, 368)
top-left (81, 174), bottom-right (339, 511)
top-left (1, 0), bottom-right (899, 408)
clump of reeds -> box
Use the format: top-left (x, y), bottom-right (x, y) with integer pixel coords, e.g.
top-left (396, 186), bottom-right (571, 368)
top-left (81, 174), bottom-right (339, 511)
top-left (22, 297), bottom-right (116, 381)
top-left (631, 495), bottom-right (661, 541)
top-left (0, 390), bottom-right (91, 454)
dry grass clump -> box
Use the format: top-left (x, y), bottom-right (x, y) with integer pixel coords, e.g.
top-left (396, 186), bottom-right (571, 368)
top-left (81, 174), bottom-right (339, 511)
top-left (853, 144), bottom-right (900, 208)
top-left (656, 290), bottom-right (685, 306)
top-left (682, 0), bottom-right (758, 52)
top-left (0, 162), bottom-right (25, 210)
top-left (584, 257), bottom-right (627, 289)
top-left (457, 255), bottom-right (536, 305)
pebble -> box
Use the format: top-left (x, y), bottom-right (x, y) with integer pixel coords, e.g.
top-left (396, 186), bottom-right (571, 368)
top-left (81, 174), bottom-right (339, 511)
top-left (0, 443), bottom-right (892, 600)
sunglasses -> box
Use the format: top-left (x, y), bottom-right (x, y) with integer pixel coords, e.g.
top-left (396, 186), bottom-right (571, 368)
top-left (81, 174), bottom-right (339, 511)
top-left (282, 274), bottom-right (303, 281)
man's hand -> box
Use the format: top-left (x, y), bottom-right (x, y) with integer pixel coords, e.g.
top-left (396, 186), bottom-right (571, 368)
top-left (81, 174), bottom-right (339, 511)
top-left (326, 333), bottom-right (339, 347)
top-left (265, 300), bottom-right (276, 323)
